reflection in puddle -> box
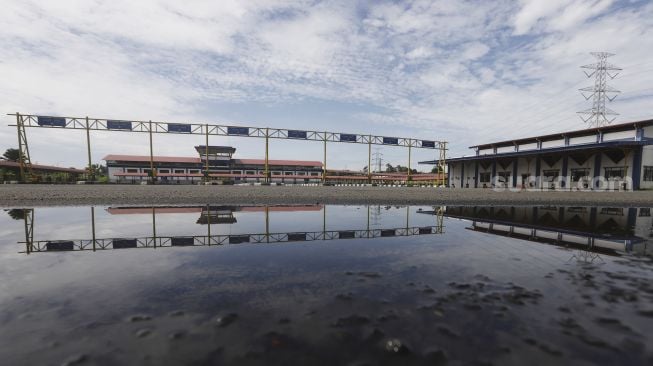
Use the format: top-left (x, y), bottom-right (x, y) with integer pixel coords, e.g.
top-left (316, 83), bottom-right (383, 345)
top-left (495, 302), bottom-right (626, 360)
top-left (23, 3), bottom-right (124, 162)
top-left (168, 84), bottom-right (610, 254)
top-left (1, 205), bottom-right (652, 365)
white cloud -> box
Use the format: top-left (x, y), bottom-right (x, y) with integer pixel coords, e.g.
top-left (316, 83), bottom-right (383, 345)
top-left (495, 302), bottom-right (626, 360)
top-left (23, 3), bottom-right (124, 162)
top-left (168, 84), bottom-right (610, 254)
top-left (0, 0), bottom-right (651, 165)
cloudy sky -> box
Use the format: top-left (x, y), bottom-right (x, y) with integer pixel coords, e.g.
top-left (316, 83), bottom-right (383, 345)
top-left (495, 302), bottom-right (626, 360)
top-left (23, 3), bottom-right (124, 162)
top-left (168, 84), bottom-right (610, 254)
top-left (1, 0), bottom-right (652, 170)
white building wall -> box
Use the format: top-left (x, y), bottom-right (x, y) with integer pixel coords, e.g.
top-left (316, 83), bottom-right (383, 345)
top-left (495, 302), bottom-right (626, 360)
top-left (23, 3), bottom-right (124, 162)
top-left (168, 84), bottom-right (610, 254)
top-left (541, 139), bottom-right (565, 149)
top-left (569, 135), bottom-right (596, 145)
top-left (518, 142), bottom-right (538, 151)
top-left (603, 130), bottom-right (636, 141)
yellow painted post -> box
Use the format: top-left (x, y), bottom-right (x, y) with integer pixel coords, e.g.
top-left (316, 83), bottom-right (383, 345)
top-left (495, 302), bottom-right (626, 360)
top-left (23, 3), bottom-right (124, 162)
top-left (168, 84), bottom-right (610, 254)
top-left (91, 206), bottom-right (96, 251)
top-left (407, 142), bottom-right (412, 184)
top-left (152, 207), bottom-right (157, 249)
top-left (148, 120), bottom-right (156, 184)
top-left (265, 128), bottom-right (269, 183)
top-left (204, 124), bottom-right (210, 183)
top-left (265, 205), bottom-right (270, 243)
top-left (322, 132), bottom-right (327, 184)
top-left (85, 116), bottom-right (93, 181)
top-left (206, 204), bottom-right (211, 245)
top-left (16, 112), bottom-right (25, 182)
top-left (368, 136), bottom-right (372, 184)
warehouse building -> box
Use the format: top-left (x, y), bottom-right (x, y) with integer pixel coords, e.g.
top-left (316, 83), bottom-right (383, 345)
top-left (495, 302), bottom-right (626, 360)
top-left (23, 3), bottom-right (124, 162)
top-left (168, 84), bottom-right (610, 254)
top-left (104, 146), bottom-right (323, 183)
top-left (420, 119), bottom-right (653, 190)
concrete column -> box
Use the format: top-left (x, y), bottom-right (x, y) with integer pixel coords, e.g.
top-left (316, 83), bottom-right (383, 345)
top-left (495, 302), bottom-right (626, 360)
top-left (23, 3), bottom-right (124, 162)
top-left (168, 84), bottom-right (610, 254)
top-left (632, 146), bottom-right (643, 190)
top-left (447, 163), bottom-right (452, 187)
top-left (535, 156), bottom-right (541, 189)
top-left (474, 161), bottom-right (479, 188)
top-left (460, 163), bottom-right (465, 187)
top-left (593, 153), bottom-right (602, 189)
top-left (512, 158), bottom-right (518, 188)
top-left (561, 155), bottom-right (568, 190)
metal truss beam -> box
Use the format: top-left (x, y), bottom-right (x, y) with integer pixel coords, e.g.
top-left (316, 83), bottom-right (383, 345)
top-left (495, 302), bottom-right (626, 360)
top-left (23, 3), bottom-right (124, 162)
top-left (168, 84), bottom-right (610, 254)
top-left (9, 113), bottom-right (447, 150)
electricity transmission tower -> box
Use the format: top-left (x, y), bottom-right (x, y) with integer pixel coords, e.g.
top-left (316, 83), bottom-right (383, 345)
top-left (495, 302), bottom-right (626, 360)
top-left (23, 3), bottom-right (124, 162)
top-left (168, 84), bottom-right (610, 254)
top-left (372, 148), bottom-right (383, 173)
top-left (577, 52), bottom-right (621, 128)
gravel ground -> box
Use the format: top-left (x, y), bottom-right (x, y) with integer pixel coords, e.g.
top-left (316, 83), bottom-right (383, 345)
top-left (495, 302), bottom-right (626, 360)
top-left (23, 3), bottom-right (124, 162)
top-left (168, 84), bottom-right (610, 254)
top-left (1, 184), bottom-right (652, 207)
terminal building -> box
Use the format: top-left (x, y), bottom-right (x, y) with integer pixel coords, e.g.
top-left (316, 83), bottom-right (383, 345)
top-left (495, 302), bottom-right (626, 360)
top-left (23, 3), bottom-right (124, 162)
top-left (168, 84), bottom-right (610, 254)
top-left (104, 146), bottom-right (323, 184)
top-left (420, 119), bottom-right (653, 190)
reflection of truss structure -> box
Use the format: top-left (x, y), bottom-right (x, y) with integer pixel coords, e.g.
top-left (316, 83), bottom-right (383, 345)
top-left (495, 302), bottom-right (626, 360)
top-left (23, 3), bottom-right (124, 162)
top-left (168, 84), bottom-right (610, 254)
top-left (18, 206), bottom-right (445, 254)
top-left (568, 249), bottom-right (604, 263)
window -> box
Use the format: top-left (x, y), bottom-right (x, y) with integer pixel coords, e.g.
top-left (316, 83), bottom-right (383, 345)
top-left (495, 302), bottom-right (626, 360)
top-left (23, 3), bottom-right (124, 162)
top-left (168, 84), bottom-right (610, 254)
top-left (231, 170), bottom-right (242, 175)
top-left (639, 208), bottom-right (651, 217)
top-left (159, 169), bottom-right (170, 173)
top-left (174, 169), bottom-right (185, 174)
top-left (143, 169), bottom-right (151, 174)
top-left (272, 171), bottom-right (281, 176)
top-left (284, 172), bottom-right (293, 176)
top-left (604, 167), bottom-right (626, 179)
top-left (543, 169), bottom-right (559, 179)
top-left (189, 170), bottom-right (200, 174)
top-left (126, 168), bottom-right (138, 173)
top-left (297, 171), bottom-right (306, 176)
top-left (310, 172), bottom-right (319, 176)
top-left (245, 171), bottom-right (255, 175)
top-left (644, 166), bottom-right (653, 181)
top-left (570, 168), bottom-right (590, 182)
top-left (479, 172), bottom-right (491, 183)
top-left (600, 207), bottom-right (624, 216)
top-left (497, 171), bottom-right (510, 183)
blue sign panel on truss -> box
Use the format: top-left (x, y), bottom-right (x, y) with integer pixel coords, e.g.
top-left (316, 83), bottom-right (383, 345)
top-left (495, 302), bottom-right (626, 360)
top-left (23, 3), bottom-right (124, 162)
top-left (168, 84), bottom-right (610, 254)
top-left (107, 120), bottom-right (132, 130)
top-left (382, 137), bottom-right (399, 145)
top-left (37, 116), bottom-right (66, 127)
top-left (421, 140), bottom-right (435, 148)
top-left (288, 130), bottom-right (307, 139)
top-left (167, 123), bottom-right (191, 133)
top-left (340, 134), bottom-right (357, 142)
top-left (227, 126), bottom-right (249, 136)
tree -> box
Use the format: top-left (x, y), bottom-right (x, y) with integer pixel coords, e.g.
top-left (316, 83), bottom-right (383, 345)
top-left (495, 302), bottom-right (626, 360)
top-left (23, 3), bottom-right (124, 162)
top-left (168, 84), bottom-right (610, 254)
top-left (385, 163), bottom-right (396, 173)
top-left (431, 165), bottom-right (444, 174)
top-left (2, 148), bottom-right (20, 162)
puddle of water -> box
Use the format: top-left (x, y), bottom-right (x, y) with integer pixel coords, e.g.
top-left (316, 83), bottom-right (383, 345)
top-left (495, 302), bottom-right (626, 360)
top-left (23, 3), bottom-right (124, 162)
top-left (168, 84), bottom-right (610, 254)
top-left (0, 205), bottom-right (652, 365)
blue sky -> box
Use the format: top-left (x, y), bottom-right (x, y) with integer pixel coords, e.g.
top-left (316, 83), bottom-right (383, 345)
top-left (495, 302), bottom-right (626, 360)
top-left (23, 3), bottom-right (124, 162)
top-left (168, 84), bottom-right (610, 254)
top-left (1, 0), bottom-right (652, 170)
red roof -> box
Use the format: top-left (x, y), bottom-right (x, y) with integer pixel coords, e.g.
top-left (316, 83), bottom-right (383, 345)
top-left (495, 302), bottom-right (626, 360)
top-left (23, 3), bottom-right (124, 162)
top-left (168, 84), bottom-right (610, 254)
top-left (234, 159), bottom-right (322, 167)
top-left (103, 155), bottom-right (201, 164)
top-left (0, 160), bottom-right (86, 173)
top-left (103, 155), bottom-right (322, 167)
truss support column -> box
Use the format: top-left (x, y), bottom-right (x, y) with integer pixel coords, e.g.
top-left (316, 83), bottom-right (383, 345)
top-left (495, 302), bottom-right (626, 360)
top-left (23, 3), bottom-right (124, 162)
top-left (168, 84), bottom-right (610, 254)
top-left (91, 206), bottom-right (96, 251)
top-left (368, 136), bottom-right (372, 184)
top-left (16, 112), bottom-right (32, 183)
top-left (407, 143), bottom-right (412, 183)
top-left (207, 204), bottom-right (211, 245)
top-left (265, 128), bottom-right (270, 183)
top-left (152, 207), bottom-right (157, 249)
top-left (205, 124), bottom-right (210, 183)
top-left (265, 205), bottom-right (270, 243)
top-left (322, 132), bottom-right (327, 184)
top-left (148, 120), bottom-right (156, 184)
top-left (24, 208), bottom-right (34, 254)
top-left (85, 116), bottom-right (94, 181)
top-left (16, 112), bottom-right (25, 182)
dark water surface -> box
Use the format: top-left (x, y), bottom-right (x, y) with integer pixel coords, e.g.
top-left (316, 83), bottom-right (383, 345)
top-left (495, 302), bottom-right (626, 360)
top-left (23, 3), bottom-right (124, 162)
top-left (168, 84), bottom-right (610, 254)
top-left (1, 205), bottom-right (652, 366)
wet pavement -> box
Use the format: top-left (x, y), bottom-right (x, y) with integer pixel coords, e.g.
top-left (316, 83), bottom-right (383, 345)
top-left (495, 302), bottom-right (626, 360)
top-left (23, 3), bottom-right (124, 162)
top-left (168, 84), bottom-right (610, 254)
top-left (0, 205), bottom-right (651, 365)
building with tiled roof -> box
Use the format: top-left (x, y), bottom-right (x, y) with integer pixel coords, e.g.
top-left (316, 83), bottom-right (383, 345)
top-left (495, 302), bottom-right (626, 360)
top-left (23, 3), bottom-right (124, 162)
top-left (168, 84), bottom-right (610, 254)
top-left (103, 146), bottom-right (323, 183)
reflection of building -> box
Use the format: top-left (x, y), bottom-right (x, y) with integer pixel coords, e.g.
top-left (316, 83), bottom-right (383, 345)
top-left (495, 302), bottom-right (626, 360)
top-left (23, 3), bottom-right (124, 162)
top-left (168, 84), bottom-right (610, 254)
top-left (104, 145), bottom-right (323, 183)
top-left (432, 206), bottom-right (651, 255)
top-left (106, 205), bottom-right (324, 225)
top-left (419, 119), bottom-right (653, 190)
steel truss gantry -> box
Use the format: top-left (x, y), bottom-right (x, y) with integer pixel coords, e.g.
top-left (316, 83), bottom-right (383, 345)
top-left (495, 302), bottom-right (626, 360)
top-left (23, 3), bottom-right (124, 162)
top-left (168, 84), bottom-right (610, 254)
top-left (8, 113), bottom-right (447, 186)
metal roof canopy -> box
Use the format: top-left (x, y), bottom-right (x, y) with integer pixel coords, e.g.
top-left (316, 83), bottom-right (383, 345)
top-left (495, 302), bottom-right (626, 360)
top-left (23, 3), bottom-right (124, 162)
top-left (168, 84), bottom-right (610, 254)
top-left (420, 139), bottom-right (646, 164)
top-left (470, 118), bottom-right (653, 150)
